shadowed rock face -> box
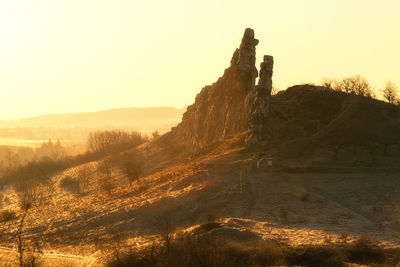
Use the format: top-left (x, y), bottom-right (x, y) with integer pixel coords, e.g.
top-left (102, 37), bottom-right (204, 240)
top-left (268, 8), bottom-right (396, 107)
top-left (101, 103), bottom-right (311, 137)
top-left (246, 55), bottom-right (274, 146)
top-left (169, 28), bottom-right (273, 151)
top-left (231, 28), bottom-right (259, 92)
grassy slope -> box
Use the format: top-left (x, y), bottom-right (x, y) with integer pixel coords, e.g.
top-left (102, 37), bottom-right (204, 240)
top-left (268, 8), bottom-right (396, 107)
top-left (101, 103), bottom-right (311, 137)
top-left (1, 87), bottom-right (400, 265)
top-left (0, 134), bottom-right (400, 265)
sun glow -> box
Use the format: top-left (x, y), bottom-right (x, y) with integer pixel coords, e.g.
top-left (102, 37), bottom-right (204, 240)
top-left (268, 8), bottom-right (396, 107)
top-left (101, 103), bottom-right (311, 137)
top-left (1, 0), bottom-right (399, 120)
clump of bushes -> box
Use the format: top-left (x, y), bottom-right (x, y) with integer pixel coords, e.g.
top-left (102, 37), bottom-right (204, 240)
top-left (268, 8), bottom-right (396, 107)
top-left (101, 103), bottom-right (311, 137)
top-left (2, 158), bottom-right (67, 191)
top-left (107, 231), bottom-right (392, 267)
top-left (346, 234), bottom-right (384, 264)
top-left (108, 236), bottom-right (286, 267)
top-left (321, 75), bottom-right (375, 98)
top-left (107, 234), bottom-right (347, 267)
top-left (286, 245), bottom-right (344, 267)
top-left (87, 130), bottom-right (147, 154)
top-left (0, 209), bottom-right (17, 222)
top-left (60, 176), bottom-right (80, 194)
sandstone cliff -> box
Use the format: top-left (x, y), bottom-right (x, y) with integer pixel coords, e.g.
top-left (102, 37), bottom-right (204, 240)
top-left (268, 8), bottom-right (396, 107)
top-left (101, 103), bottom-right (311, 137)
top-left (165, 28), bottom-right (273, 151)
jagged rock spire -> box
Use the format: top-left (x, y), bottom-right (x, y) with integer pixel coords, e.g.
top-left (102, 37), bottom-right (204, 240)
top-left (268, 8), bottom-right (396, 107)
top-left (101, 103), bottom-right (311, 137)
top-left (229, 28), bottom-right (276, 146)
top-left (168, 28), bottom-right (274, 151)
top-left (246, 55), bottom-right (274, 146)
top-left (258, 55), bottom-right (274, 96)
top-left (231, 28), bottom-right (259, 92)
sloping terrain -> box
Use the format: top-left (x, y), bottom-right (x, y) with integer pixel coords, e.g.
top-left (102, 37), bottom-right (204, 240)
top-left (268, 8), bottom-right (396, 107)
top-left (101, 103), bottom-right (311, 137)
top-left (266, 85), bottom-right (400, 162)
top-left (1, 28), bottom-right (400, 266)
top-left (1, 130), bottom-right (400, 265)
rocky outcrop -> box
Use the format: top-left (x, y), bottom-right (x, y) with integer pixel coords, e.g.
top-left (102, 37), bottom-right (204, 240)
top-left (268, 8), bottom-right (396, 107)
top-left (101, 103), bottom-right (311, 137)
top-left (167, 28), bottom-right (273, 151)
top-left (245, 55), bottom-right (274, 145)
top-left (231, 28), bottom-right (259, 92)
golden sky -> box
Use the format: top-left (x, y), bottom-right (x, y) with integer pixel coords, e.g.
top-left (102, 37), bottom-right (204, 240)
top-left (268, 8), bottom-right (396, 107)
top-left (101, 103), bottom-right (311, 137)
top-left (0, 0), bottom-right (399, 120)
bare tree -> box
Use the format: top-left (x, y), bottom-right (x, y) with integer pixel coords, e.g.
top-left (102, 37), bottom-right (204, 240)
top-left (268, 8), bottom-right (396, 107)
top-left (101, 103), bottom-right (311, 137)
top-left (321, 77), bottom-right (341, 91)
top-left (87, 130), bottom-right (146, 153)
top-left (341, 75), bottom-right (374, 97)
top-left (382, 81), bottom-right (398, 104)
top-left (97, 159), bottom-right (114, 193)
top-left (324, 75), bottom-right (375, 97)
top-left (17, 194), bottom-right (32, 267)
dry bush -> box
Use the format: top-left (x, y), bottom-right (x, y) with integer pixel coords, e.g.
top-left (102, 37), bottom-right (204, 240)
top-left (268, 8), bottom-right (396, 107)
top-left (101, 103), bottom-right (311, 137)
top-left (108, 236), bottom-right (287, 267)
top-left (382, 81), bottom-right (399, 104)
top-left (0, 209), bottom-right (17, 223)
top-left (102, 151), bottom-right (143, 185)
top-left (346, 234), bottom-right (384, 264)
top-left (100, 177), bottom-right (114, 194)
top-left (87, 130), bottom-right (146, 154)
top-left (322, 75), bottom-right (375, 98)
top-left (60, 176), bottom-right (80, 195)
top-left (3, 158), bottom-right (67, 192)
top-left (107, 231), bottom-right (392, 267)
top-left (285, 245), bottom-right (344, 267)
top-left (117, 152), bottom-right (142, 184)
top-left (76, 166), bottom-right (92, 190)
top-left (97, 160), bottom-right (114, 193)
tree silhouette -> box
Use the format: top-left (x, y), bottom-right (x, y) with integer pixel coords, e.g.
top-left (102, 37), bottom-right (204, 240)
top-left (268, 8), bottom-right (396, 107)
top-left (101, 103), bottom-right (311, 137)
top-left (382, 81), bottom-right (398, 104)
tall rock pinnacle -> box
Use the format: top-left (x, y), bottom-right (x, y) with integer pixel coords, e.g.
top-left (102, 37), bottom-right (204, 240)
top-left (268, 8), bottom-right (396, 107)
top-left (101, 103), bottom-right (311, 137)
top-left (231, 28), bottom-right (259, 92)
top-left (166, 28), bottom-right (273, 151)
top-left (246, 55), bottom-right (274, 146)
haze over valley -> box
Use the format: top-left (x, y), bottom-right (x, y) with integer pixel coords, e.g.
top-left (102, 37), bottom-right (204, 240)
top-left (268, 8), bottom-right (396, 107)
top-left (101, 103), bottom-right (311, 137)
top-left (1, 1), bottom-right (400, 266)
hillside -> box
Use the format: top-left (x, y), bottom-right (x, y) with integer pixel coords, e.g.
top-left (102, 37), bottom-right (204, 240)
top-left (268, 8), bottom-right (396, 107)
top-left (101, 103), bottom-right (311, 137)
top-left (1, 28), bottom-right (400, 266)
top-left (266, 85), bottom-right (400, 163)
top-left (1, 133), bottom-right (400, 265)
top-left (0, 107), bottom-right (185, 133)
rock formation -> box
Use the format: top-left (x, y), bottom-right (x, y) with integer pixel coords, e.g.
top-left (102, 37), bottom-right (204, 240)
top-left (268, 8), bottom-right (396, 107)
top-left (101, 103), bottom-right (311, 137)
top-left (245, 55), bottom-right (274, 145)
top-left (231, 28), bottom-right (259, 92)
top-left (166, 28), bottom-right (273, 151)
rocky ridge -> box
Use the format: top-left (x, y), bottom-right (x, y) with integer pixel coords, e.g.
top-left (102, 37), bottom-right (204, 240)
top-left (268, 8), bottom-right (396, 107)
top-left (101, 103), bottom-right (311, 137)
top-left (168, 28), bottom-right (273, 151)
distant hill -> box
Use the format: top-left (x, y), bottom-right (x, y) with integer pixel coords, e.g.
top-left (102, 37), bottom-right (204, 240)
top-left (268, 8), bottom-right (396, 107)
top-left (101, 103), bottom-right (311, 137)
top-left (0, 107), bottom-right (185, 133)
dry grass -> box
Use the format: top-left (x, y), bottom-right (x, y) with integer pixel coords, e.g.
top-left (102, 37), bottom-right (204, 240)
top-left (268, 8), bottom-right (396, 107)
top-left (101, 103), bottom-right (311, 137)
top-left (0, 135), bottom-right (399, 265)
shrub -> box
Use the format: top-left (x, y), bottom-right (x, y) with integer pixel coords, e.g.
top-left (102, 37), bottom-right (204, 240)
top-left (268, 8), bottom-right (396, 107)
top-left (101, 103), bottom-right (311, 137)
top-left (2, 158), bottom-right (67, 191)
top-left (76, 166), bottom-right (91, 190)
top-left (87, 130), bottom-right (147, 154)
top-left (108, 234), bottom-right (287, 267)
top-left (346, 235), bottom-right (384, 264)
top-left (285, 245), bottom-right (345, 267)
top-left (122, 160), bottom-right (142, 184)
top-left (0, 209), bottom-right (17, 222)
top-left (322, 75), bottom-right (375, 98)
top-left (60, 176), bottom-right (80, 194)
top-left (100, 177), bottom-right (114, 193)
top-left (107, 151), bottom-right (142, 185)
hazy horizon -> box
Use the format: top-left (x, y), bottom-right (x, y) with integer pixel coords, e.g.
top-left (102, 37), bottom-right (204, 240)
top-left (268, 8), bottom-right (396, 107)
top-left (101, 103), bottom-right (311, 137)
top-left (0, 106), bottom-right (186, 121)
